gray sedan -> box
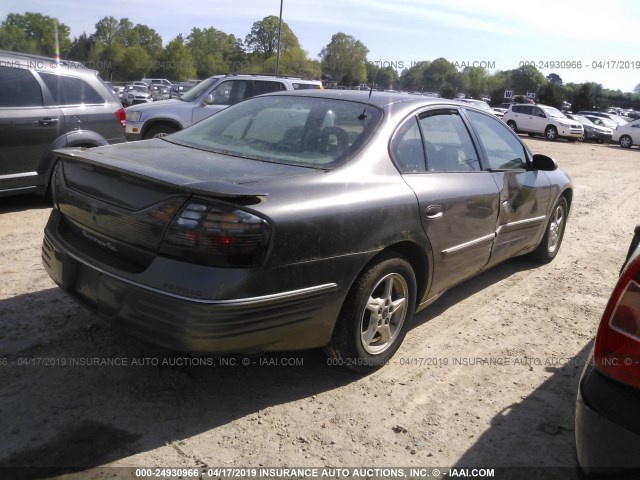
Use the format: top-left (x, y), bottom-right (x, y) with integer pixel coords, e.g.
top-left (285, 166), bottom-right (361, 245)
top-left (42, 91), bottom-right (572, 371)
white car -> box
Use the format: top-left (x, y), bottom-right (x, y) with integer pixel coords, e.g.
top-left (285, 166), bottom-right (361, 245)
top-left (503, 104), bottom-right (583, 141)
top-left (612, 118), bottom-right (640, 148)
top-left (121, 85), bottom-right (152, 106)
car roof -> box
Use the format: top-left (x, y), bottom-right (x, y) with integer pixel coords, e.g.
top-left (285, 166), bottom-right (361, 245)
top-left (0, 49), bottom-right (98, 78)
top-left (261, 89), bottom-right (456, 110)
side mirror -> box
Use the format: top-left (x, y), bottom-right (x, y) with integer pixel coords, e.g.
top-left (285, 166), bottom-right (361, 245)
top-left (203, 94), bottom-right (214, 105)
top-left (531, 153), bottom-right (557, 171)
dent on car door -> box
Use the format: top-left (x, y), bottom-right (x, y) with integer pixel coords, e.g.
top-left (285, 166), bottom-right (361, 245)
top-left (464, 109), bottom-right (551, 267)
top-left (393, 109), bottom-right (500, 298)
top-left (0, 66), bottom-right (63, 192)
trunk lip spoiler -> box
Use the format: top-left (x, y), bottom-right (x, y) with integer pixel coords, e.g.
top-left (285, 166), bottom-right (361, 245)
top-left (54, 149), bottom-right (268, 198)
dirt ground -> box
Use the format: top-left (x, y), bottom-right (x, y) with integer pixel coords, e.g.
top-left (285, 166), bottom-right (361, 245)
top-left (0, 138), bottom-right (638, 480)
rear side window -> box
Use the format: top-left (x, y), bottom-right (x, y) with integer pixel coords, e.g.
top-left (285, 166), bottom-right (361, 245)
top-left (210, 80), bottom-right (249, 105)
top-left (419, 110), bottom-right (480, 172)
top-left (513, 105), bottom-right (533, 115)
top-left (253, 80), bottom-right (286, 96)
top-left (292, 82), bottom-right (321, 90)
top-left (0, 66), bottom-right (43, 107)
top-left (39, 72), bottom-right (105, 105)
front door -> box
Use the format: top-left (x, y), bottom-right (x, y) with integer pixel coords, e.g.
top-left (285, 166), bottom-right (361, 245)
top-left (464, 109), bottom-right (551, 267)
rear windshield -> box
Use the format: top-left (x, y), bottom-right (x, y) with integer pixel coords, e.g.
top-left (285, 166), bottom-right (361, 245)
top-left (166, 95), bottom-right (382, 168)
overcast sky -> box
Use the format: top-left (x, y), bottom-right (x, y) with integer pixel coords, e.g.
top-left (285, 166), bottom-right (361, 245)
top-left (3, 0), bottom-right (640, 92)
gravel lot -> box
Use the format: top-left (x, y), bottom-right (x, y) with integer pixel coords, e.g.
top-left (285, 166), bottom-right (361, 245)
top-left (0, 138), bottom-right (638, 479)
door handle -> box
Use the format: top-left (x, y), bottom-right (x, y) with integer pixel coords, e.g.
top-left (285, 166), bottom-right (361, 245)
top-left (36, 118), bottom-right (59, 125)
top-left (425, 204), bottom-right (444, 219)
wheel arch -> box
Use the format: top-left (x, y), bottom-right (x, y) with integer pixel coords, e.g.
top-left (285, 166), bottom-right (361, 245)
top-left (141, 119), bottom-right (183, 138)
top-left (350, 241), bottom-right (431, 309)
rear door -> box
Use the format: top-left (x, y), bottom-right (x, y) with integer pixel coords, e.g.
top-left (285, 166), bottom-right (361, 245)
top-left (38, 71), bottom-right (122, 142)
top-left (393, 108), bottom-right (500, 297)
top-left (0, 66), bottom-right (64, 193)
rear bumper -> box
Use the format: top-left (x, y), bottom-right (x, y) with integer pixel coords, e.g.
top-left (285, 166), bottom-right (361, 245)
top-left (575, 357), bottom-right (640, 476)
top-left (42, 223), bottom-right (348, 354)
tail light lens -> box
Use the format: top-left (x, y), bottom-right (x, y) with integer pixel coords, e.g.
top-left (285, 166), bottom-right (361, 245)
top-left (593, 252), bottom-right (640, 389)
top-left (115, 108), bottom-right (126, 128)
top-left (159, 200), bottom-right (271, 267)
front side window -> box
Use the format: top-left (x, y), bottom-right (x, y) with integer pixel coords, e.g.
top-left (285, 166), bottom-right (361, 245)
top-left (167, 95), bottom-right (381, 168)
top-left (419, 110), bottom-right (480, 172)
top-left (465, 109), bottom-right (527, 170)
top-left (0, 66), bottom-right (43, 107)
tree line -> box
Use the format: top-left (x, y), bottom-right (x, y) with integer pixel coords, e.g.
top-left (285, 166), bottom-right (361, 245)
top-left (2, 12), bottom-right (640, 110)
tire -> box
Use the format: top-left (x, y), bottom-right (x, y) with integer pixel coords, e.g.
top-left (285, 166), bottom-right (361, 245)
top-left (531, 196), bottom-right (568, 264)
top-left (325, 253), bottom-right (416, 372)
top-left (506, 120), bottom-right (518, 133)
top-left (619, 135), bottom-right (632, 149)
top-left (579, 131), bottom-right (588, 142)
top-left (545, 125), bottom-right (558, 141)
top-left (144, 124), bottom-right (178, 139)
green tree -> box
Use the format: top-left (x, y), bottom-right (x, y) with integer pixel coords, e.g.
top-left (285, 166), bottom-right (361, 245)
top-left (67, 33), bottom-right (94, 62)
top-left (461, 66), bottom-right (487, 99)
top-left (245, 16), bottom-right (299, 59)
top-left (2, 12), bottom-right (71, 56)
top-left (161, 36), bottom-right (197, 80)
top-left (320, 32), bottom-right (368, 85)
top-left (572, 82), bottom-right (606, 112)
top-left (509, 65), bottom-right (546, 95)
top-left (399, 61), bottom-right (430, 91)
top-left (546, 73), bottom-right (563, 86)
top-left (422, 57), bottom-right (458, 93)
top-left (0, 24), bottom-right (38, 53)
top-left (537, 83), bottom-right (563, 108)
top-left (187, 27), bottom-right (245, 76)
top-left (94, 16), bottom-right (119, 45)
top-left (263, 47), bottom-right (320, 78)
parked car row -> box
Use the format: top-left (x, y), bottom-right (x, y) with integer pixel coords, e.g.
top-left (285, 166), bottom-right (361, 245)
top-left (124, 73), bottom-right (323, 140)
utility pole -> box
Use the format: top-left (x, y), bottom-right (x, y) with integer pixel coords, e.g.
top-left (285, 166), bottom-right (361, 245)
top-left (275, 0), bottom-right (283, 75)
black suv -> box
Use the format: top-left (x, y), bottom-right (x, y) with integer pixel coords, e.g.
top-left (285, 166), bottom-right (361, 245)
top-left (0, 50), bottom-right (126, 197)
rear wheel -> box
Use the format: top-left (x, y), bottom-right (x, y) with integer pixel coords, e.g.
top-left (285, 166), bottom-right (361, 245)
top-left (325, 253), bottom-right (416, 372)
top-left (619, 135), bottom-right (633, 148)
top-left (545, 125), bottom-right (558, 141)
top-left (144, 124), bottom-right (178, 139)
top-left (531, 196), bottom-right (568, 264)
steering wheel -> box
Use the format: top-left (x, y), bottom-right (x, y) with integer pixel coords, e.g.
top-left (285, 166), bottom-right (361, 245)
top-left (314, 127), bottom-right (348, 153)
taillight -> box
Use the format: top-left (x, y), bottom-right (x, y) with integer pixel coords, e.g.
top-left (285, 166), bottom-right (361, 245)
top-left (593, 253), bottom-right (640, 389)
top-left (159, 200), bottom-right (271, 267)
top-left (115, 108), bottom-right (126, 128)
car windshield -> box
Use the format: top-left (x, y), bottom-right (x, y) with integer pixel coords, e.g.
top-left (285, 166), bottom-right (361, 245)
top-left (166, 95), bottom-right (382, 168)
top-left (541, 106), bottom-right (565, 118)
top-left (588, 116), bottom-right (616, 128)
top-left (573, 115), bottom-right (592, 124)
top-left (180, 76), bottom-right (221, 102)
